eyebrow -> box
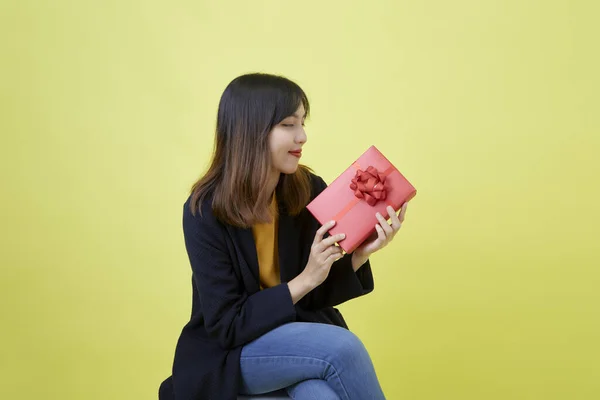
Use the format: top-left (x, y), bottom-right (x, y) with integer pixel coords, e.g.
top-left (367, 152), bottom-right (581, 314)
top-left (291, 112), bottom-right (307, 119)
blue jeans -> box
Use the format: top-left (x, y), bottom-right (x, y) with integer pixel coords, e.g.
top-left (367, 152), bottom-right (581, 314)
top-left (239, 322), bottom-right (386, 399)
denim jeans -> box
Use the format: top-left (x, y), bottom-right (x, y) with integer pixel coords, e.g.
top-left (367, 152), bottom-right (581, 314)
top-left (238, 322), bottom-right (386, 399)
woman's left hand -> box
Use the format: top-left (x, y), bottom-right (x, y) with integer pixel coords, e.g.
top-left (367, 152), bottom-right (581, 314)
top-left (353, 203), bottom-right (408, 260)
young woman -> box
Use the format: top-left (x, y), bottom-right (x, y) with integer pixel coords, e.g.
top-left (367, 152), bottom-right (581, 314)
top-left (159, 73), bottom-right (408, 400)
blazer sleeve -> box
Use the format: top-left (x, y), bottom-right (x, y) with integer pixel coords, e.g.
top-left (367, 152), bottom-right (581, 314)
top-left (302, 175), bottom-right (375, 309)
top-left (183, 200), bottom-right (297, 349)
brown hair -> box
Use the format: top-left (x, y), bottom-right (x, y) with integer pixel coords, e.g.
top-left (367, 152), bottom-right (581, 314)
top-left (190, 73), bottom-right (314, 228)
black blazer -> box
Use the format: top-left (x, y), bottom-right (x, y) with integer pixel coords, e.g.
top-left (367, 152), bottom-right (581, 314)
top-left (159, 173), bottom-right (374, 400)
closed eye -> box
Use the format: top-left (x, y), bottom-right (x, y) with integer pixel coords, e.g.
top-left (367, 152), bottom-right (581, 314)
top-left (281, 120), bottom-right (306, 127)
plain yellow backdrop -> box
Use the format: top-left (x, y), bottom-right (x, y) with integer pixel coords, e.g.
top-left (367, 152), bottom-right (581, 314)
top-left (1, 0), bottom-right (598, 399)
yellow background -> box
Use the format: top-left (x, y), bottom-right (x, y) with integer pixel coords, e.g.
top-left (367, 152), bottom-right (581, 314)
top-left (1, 1), bottom-right (598, 399)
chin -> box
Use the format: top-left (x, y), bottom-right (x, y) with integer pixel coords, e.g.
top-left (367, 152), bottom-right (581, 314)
top-left (282, 167), bottom-right (298, 175)
top-left (279, 164), bottom-right (299, 175)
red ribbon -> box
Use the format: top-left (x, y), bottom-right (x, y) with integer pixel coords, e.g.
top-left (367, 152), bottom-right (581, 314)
top-left (349, 166), bottom-right (388, 206)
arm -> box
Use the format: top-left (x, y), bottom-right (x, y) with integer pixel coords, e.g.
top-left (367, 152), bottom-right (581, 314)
top-left (305, 252), bottom-right (374, 309)
top-left (184, 202), bottom-right (297, 349)
top-left (302, 176), bottom-right (375, 309)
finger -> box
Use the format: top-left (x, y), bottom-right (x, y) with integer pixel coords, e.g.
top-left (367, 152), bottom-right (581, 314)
top-left (387, 205), bottom-right (402, 231)
top-left (375, 223), bottom-right (386, 242)
top-left (322, 245), bottom-right (343, 260)
top-left (325, 251), bottom-right (344, 265)
top-left (399, 203), bottom-right (408, 223)
top-left (376, 212), bottom-right (393, 235)
top-left (320, 233), bottom-right (346, 249)
top-left (314, 220), bottom-right (336, 245)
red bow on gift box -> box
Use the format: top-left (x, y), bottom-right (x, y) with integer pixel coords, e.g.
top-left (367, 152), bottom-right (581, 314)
top-left (349, 166), bottom-right (389, 206)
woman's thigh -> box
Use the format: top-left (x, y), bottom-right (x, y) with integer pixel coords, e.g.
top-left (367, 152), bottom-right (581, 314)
top-left (287, 379), bottom-right (340, 400)
top-left (238, 322), bottom-right (373, 396)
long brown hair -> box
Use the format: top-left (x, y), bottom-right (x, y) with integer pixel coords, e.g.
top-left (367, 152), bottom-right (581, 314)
top-left (190, 73), bottom-right (314, 228)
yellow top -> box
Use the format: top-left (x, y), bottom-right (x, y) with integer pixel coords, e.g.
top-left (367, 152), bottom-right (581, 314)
top-left (251, 194), bottom-right (281, 289)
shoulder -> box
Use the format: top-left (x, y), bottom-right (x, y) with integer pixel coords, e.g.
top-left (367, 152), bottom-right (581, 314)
top-left (182, 193), bottom-right (223, 236)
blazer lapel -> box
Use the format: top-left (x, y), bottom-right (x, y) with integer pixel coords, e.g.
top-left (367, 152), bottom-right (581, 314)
top-left (277, 210), bottom-right (301, 283)
top-left (231, 226), bottom-right (261, 288)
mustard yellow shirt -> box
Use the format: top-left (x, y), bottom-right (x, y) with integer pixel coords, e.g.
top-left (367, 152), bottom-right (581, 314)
top-left (251, 194), bottom-right (281, 289)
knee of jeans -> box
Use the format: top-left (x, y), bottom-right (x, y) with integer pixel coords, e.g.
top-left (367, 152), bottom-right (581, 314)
top-left (329, 328), bottom-right (369, 365)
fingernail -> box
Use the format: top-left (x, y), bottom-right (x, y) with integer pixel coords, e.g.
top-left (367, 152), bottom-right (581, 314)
top-left (340, 234), bottom-right (346, 239)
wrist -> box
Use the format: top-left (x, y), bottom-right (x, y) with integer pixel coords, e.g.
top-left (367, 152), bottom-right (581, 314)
top-left (351, 252), bottom-right (369, 272)
top-left (288, 273), bottom-right (315, 304)
top-left (298, 271), bottom-right (318, 291)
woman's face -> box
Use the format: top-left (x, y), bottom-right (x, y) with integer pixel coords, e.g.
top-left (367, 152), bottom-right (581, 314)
top-left (269, 104), bottom-right (307, 175)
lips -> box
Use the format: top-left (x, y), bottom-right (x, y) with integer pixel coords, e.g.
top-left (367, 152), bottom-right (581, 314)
top-left (289, 150), bottom-right (302, 158)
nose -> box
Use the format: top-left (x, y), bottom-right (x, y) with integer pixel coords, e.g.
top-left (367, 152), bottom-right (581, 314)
top-left (296, 127), bottom-right (307, 145)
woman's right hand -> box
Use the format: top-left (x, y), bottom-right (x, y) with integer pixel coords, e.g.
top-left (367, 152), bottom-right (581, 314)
top-left (303, 220), bottom-right (346, 288)
top-left (287, 220), bottom-right (345, 304)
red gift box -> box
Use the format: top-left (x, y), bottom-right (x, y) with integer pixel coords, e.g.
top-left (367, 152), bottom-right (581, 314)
top-left (307, 145), bottom-right (417, 254)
